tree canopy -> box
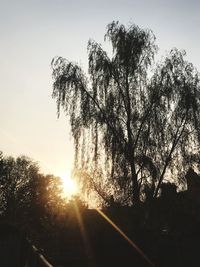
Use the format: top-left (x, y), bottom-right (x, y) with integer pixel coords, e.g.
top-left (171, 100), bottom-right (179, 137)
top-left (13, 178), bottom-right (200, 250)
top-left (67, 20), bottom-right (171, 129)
top-left (0, 153), bottom-right (64, 224)
top-left (51, 21), bottom-right (200, 206)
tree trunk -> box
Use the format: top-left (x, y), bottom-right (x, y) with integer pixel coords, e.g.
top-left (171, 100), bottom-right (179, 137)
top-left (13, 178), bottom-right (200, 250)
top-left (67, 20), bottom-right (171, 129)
top-left (130, 160), bottom-right (140, 205)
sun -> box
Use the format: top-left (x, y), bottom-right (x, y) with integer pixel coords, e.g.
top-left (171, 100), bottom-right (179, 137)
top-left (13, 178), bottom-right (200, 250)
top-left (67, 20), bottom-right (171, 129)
top-left (60, 171), bottom-right (78, 198)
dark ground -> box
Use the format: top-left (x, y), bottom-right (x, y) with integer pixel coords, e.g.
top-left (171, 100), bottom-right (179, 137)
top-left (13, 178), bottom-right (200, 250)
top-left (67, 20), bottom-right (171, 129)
top-left (1, 191), bottom-right (200, 267)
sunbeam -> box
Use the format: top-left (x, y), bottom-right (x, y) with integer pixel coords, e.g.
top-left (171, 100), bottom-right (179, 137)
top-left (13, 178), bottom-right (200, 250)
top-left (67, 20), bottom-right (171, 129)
top-left (73, 201), bottom-right (96, 266)
top-left (96, 208), bottom-right (155, 267)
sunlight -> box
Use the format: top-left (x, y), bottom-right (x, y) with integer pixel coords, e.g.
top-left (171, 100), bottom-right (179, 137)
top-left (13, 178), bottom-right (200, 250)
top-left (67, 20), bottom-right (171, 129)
top-left (60, 170), bottom-right (78, 198)
top-left (95, 208), bottom-right (155, 267)
top-left (73, 201), bottom-right (95, 264)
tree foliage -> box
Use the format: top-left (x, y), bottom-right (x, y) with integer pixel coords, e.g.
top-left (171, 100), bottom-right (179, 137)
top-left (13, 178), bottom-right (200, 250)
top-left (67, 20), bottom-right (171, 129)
top-left (51, 21), bottom-right (200, 205)
top-left (0, 153), bottom-right (64, 223)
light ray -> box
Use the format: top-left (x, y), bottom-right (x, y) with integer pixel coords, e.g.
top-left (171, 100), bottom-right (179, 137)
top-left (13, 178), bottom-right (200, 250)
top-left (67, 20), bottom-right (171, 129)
top-left (73, 201), bottom-right (96, 266)
top-left (96, 208), bottom-right (155, 267)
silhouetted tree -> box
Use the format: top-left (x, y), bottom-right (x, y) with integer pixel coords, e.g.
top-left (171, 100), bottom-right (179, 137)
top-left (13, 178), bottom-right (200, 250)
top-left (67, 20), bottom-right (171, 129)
top-left (51, 21), bottom-right (200, 205)
top-left (0, 154), bottom-right (64, 225)
top-left (0, 155), bottom-right (39, 220)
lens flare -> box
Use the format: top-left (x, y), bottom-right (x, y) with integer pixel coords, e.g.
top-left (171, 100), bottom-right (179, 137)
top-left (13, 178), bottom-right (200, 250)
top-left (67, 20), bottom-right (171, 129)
top-left (96, 208), bottom-right (155, 267)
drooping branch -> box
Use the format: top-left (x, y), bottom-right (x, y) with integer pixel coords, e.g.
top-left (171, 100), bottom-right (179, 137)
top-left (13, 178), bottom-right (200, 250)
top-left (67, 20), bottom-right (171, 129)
top-left (154, 112), bottom-right (188, 197)
top-left (52, 22), bottom-right (200, 206)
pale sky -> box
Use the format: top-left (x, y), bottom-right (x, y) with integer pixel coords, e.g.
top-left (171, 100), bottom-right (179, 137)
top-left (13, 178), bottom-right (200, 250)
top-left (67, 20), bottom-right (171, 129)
top-left (0, 0), bottom-right (199, 177)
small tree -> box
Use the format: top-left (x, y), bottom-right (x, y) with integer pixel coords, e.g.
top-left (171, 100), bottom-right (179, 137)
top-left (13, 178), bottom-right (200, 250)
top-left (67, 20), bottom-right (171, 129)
top-left (51, 21), bottom-right (200, 205)
top-left (0, 154), bottom-right (64, 223)
top-left (0, 155), bottom-right (40, 219)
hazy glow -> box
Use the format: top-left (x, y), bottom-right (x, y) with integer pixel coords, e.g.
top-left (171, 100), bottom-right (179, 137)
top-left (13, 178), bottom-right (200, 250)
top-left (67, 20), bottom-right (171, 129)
top-left (0, 0), bottom-right (199, 177)
top-left (60, 171), bottom-right (78, 198)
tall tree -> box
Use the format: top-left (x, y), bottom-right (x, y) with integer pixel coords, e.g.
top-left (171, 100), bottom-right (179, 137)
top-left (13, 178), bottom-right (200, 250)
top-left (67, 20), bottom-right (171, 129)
top-left (51, 21), bottom-right (200, 205)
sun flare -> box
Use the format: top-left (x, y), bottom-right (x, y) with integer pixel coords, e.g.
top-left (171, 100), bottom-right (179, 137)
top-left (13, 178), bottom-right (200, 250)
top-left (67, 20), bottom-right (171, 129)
top-left (60, 171), bottom-right (78, 198)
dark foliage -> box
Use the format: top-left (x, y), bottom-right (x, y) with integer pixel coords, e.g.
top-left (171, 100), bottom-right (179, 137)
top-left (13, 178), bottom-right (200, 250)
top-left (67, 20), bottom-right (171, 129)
top-left (0, 152), bottom-right (65, 233)
top-left (51, 21), bottom-right (200, 205)
top-left (1, 151), bottom-right (200, 266)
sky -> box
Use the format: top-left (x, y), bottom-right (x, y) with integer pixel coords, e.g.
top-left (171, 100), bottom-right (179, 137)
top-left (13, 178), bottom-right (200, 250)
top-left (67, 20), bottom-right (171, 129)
top-left (0, 0), bottom-right (200, 178)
